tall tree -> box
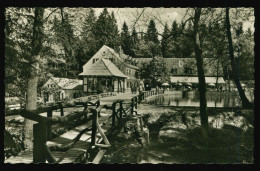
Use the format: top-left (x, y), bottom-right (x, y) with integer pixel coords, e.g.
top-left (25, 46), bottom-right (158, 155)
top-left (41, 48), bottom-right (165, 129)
top-left (79, 8), bottom-right (97, 70)
top-left (120, 21), bottom-right (131, 55)
top-left (139, 56), bottom-right (170, 87)
top-left (24, 7), bottom-right (45, 150)
top-left (238, 28), bottom-right (254, 80)
top-left (168, 20), bottom-right (182, 58)
top-left (109, 11), bottom-right (120, 49)
top-left (193, 8), bottom-right (209, 139)
top-left (129, 27), bottom-right (139, 57)
top-left (52, 8), bottom-right (80, 78)
top-left (5, 8), bottom-right (35, 103)
top-left (144, 19), bottom-right (161, 57)
top-left (94, 8), bottom-right (120, 50)
top-left (161, 23), bottom-right (171, 58)
top-left (225, 7), bottom-right (253, 109)
top-left (180, 21), bottom-right (194, 58)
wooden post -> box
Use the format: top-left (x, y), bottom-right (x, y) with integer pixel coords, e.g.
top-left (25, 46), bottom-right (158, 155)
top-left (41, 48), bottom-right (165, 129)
top-left (131, 98), bottom-right (134, 115)
top-left (112, 102), bottom-right (116, 126)
top-left (119, 101), bottom-right (123, 120)
top-left (135, 97), bottom-right (137, 109)
top-left (91, 110), bottom-right (97, 146)
top-left (33, 123), bottom-right (47, 163)
top-left (58, 103), bottom-right (64, 117)
top-left (96, 100), bottom-right (101, 117)
top-left (123, 79), bottom-right (125, 93)
top-left (46, 110), bottom-right (52, 140)
top-left (117, 78), bottom-right (119, 93)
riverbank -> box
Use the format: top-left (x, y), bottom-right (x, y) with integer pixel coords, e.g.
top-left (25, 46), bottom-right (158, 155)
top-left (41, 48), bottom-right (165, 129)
top-left (100, 103), bottom-right (254, 164)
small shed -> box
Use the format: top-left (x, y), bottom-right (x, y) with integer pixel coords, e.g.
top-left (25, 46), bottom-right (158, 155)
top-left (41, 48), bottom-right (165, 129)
top-left (41, 77), bottom-right (83, 102)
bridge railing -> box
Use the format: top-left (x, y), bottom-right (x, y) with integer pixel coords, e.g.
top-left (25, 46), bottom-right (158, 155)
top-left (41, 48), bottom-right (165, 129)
top-left (108, 89), bottom-right (165, 126)
top-left (19, 99), bottom-right (111, 163)
top-left (11, 89), bottom-right (164, 163)
top-left (132, 89), bottom-right (164, 111)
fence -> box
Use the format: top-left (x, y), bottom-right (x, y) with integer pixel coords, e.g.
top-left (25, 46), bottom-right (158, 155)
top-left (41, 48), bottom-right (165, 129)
top-left (110, 89), bottom-right (165, 127)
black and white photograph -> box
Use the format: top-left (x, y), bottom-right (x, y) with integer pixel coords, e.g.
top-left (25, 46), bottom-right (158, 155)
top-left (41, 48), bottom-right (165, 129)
top-left (4, 7), bottom-right (255, 164)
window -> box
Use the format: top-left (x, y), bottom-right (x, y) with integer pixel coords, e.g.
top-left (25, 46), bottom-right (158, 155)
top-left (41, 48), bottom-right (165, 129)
top-left (184, 67), bottom-right (193, 74)
top-left (179, 61), bottom-right (183, 67)
top-left (73, 93), bottom-right (78, 99)
top-left (83, 77), bottom-right (88, 92)
top-left (171, 68), bottom-right (178, 74)
top-left (93, 58), bottom-right (99, 64)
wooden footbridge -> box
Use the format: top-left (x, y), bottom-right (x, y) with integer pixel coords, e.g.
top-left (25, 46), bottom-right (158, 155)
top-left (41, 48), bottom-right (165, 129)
top-left (4, 90), bottom-right (164, 164)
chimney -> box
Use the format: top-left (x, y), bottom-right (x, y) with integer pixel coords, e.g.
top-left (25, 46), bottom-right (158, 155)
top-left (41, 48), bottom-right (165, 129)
top-left (119, 46), bottom-right (123, 58)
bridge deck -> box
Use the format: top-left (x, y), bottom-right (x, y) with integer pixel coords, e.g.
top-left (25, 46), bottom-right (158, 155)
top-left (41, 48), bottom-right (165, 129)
top-left (5, 110), bottom-right (113, 164)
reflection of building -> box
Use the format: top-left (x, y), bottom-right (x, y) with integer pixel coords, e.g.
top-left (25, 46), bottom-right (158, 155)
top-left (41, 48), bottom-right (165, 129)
top-left (41, 77), bottom-right (83, 102)
top-left (135, 58), bottom-right (225, 87)
top-left (79, 45), bottom-right (139, 95)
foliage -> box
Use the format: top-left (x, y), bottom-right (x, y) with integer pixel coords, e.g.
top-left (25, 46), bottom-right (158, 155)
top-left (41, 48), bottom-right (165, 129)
top-left (51, 9), bottom-right (80, 78)
top-left (5, 120), bottom-right (25, 160)
top-left (139, 56), bottom-right (170, 87)
top-left (5, 8), bottom-right (35, 102)
top-left (161, 23), bottom-right (171, 58)
top-left (144, 19), bottom-right (161, 57)
top-left (120, 22), bottom-right (132, 56)
top-left (93, 8), bottom-right (120, 50)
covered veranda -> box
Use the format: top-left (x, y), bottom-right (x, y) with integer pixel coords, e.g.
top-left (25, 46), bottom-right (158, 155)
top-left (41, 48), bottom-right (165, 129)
top-left (170, 76), bottom-right (225, 90)
top-left (79, 58), bottom-right (128, 95)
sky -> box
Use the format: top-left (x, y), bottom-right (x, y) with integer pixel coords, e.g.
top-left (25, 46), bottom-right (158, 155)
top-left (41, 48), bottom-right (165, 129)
top-left (43, 7), bottom-right (254, 38)
top-left (93, 8), bottom-right (187, 34)
top-left (92, 8), bottom-right (255, 39)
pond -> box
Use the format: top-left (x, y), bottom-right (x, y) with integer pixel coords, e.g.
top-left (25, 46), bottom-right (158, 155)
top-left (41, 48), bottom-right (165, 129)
top-left (147, 91), bottom-right (254, 108)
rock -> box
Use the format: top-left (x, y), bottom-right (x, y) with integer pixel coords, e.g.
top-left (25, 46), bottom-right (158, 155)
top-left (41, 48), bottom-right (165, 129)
top-left (158, 127), bottom-right (184, 143)
top-left (158, 121), bottom-right (187, 143)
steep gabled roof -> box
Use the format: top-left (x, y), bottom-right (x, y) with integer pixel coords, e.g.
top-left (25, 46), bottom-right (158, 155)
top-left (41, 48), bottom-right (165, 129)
top-left (104, 45), bottom-right (139, 70)
top-left (79, 58), bottom-right (128, 78)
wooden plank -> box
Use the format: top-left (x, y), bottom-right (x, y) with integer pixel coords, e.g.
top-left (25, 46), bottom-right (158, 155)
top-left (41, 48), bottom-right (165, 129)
top-left (4, 150), bottom-right (34, 164)
top-left (55, 140), bottom-right (90, 164)
top-left (92, 150), bottom-right (106, 164)
top-left (5, 111), bottom-right (112, 164)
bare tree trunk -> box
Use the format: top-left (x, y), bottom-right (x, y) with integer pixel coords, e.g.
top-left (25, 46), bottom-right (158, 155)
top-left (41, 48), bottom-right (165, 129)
top-left (193, 8), bottom-right (209, 138)
top-left (23, 8), bottom-right (45, 150)
top-left (225, 7), bottom-right (253, 109)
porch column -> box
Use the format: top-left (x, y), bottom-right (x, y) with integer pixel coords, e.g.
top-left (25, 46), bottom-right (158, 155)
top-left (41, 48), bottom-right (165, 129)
top-left (118, 78), bottom-right (120, 93)
top-left (123, 79), bottom-right (125, 93)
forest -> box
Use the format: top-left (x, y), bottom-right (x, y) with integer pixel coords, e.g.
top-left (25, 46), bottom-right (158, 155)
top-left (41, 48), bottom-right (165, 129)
top-left (5, 8), bottom-right (254, 103)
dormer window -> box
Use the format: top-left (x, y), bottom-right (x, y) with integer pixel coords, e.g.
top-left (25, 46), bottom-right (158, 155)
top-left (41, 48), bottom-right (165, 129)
top-left (171, 68), bottom-right (178, 74)
top-left (179, 61), bottom-right (183, 67)
top-left (93, 58), bottom-right (99, 64)
top-left (184, 67), bottom-right (193, 74)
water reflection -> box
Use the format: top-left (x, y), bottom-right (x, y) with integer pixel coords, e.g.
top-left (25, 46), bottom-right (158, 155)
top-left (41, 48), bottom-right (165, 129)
top-left (148, 91), bottom-right (246, 107)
